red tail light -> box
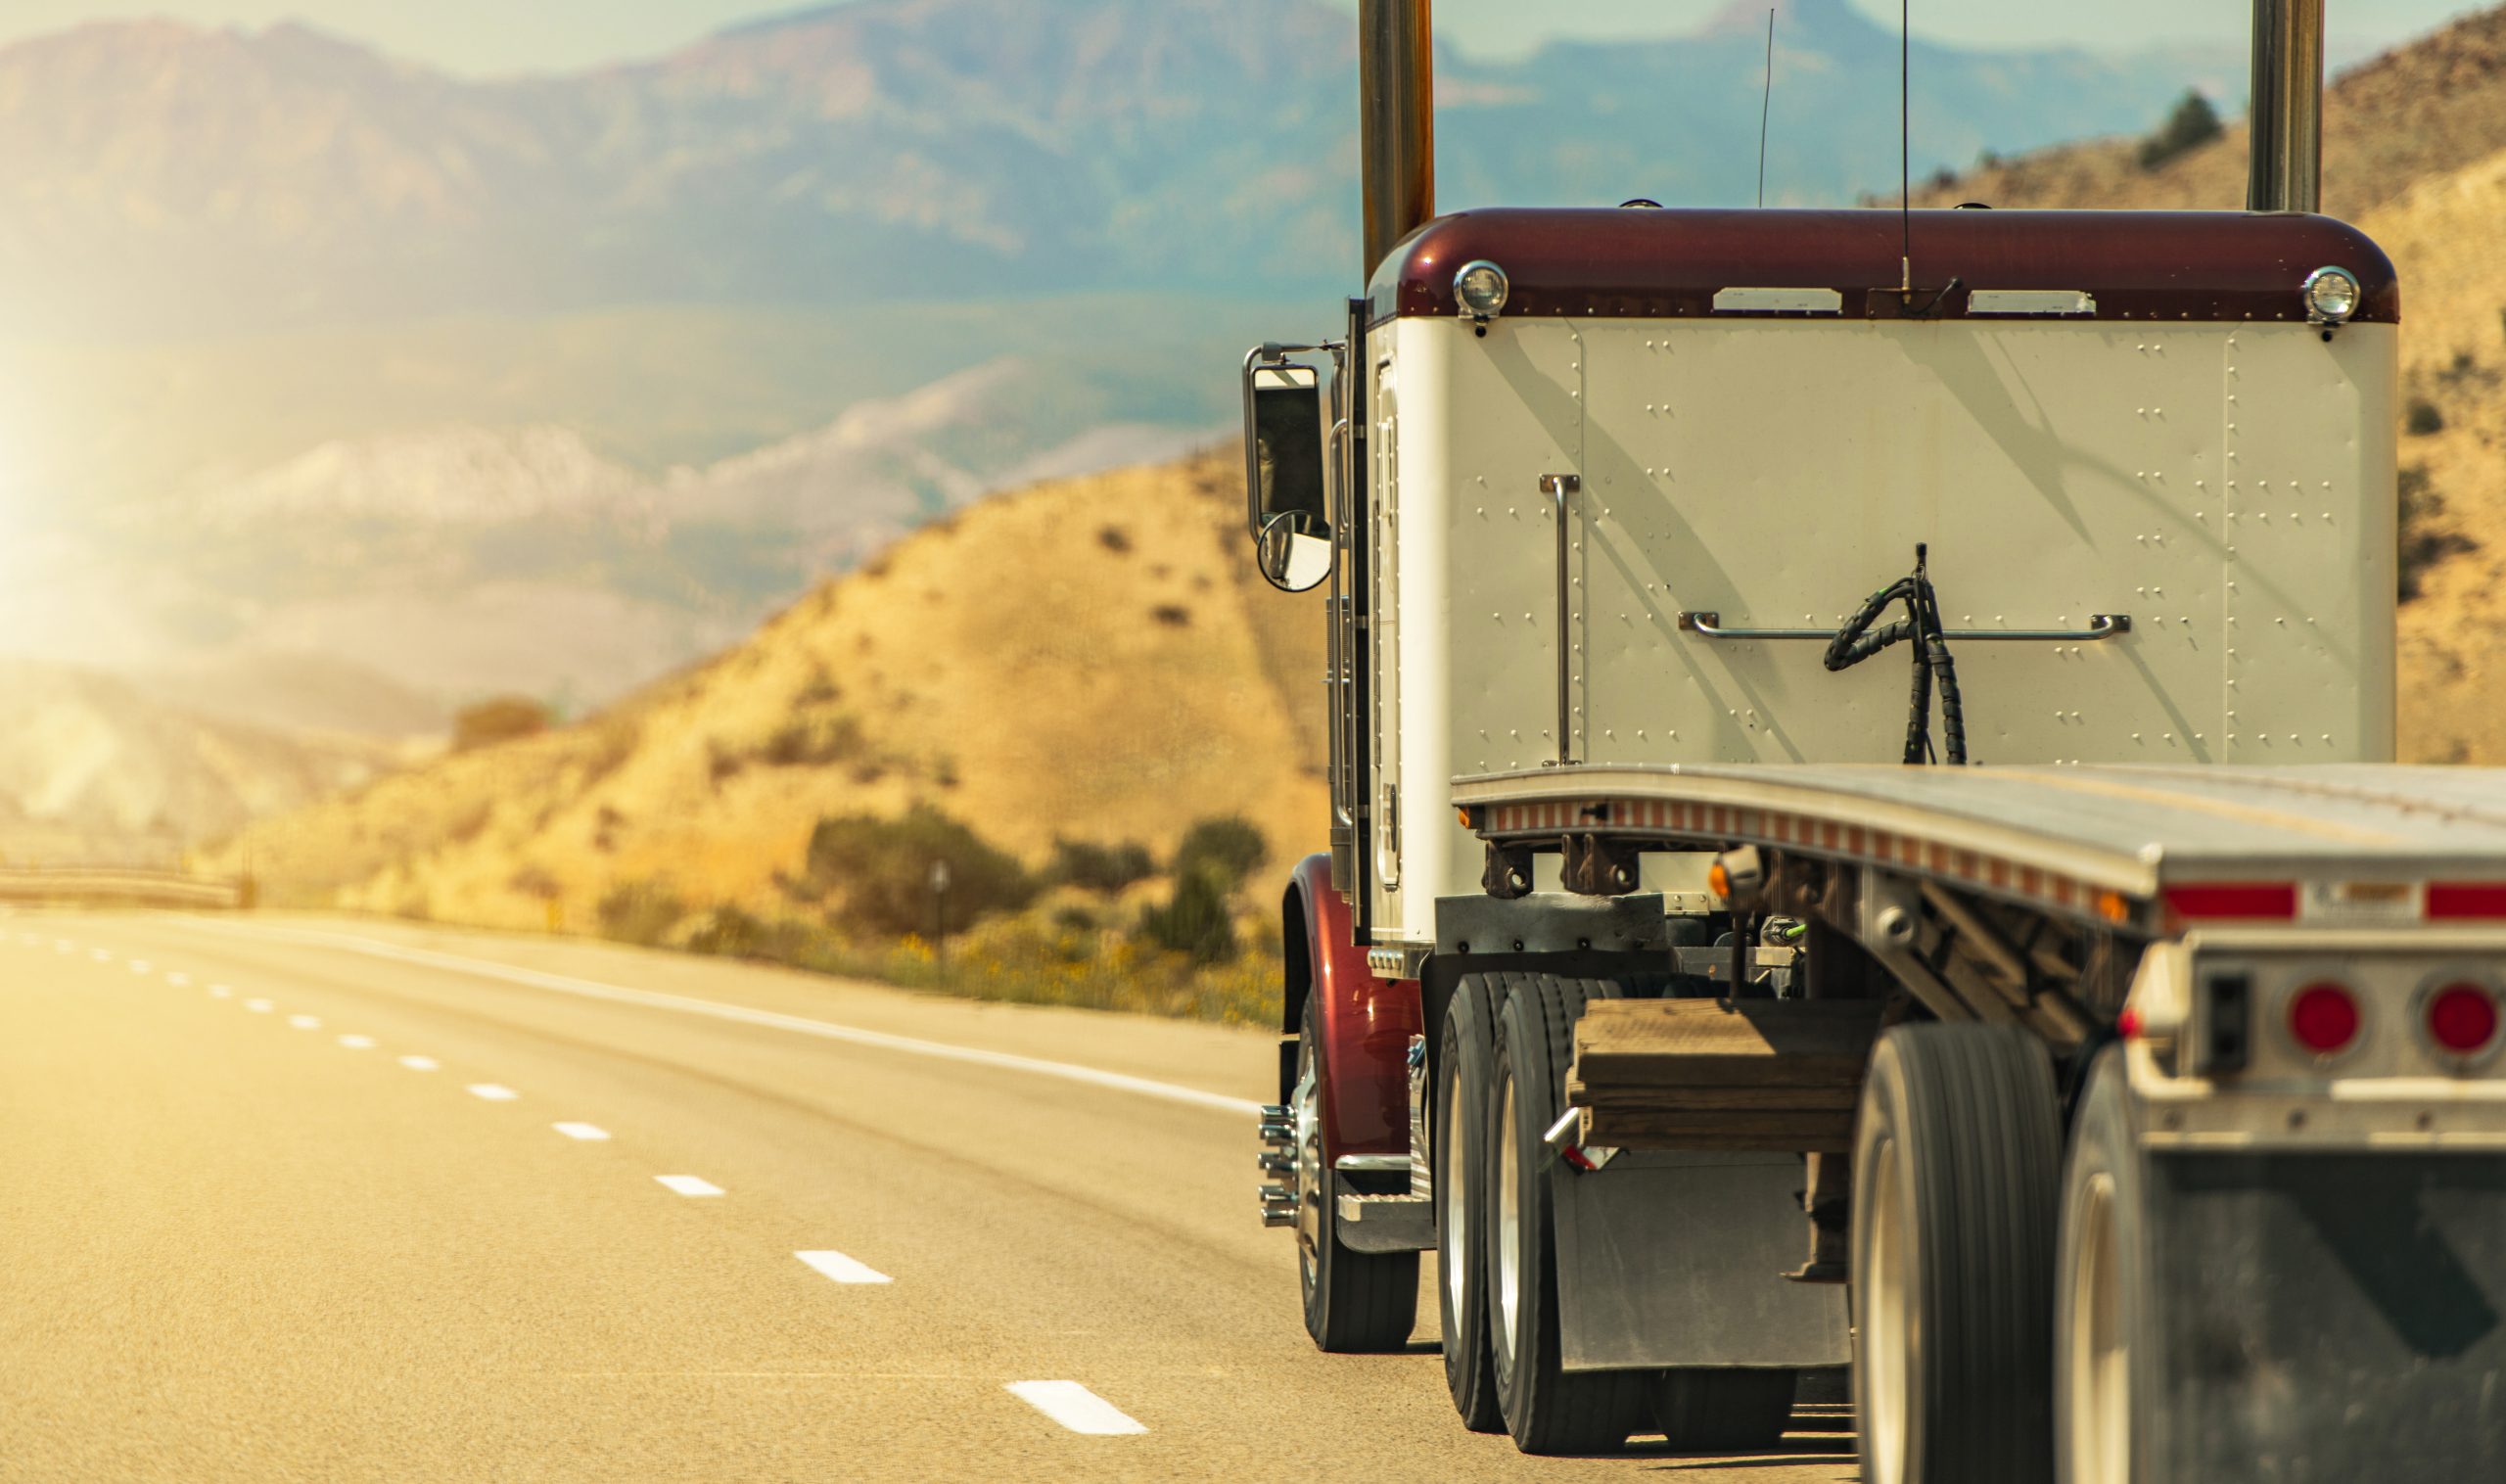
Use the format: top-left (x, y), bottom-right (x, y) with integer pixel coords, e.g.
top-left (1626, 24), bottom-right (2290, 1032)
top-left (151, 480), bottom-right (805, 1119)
top-left (2425, 983), bottom-right (2501, 1058)
top-left (2288, 983), bottom-right (2360, 1055)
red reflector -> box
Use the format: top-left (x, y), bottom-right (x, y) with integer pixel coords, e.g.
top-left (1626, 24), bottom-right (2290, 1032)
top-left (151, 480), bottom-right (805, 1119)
top-left (2428, 883), bottom-right (2506, 920)
top-left (2427, 984), bottom-right (2500, 1055)
top-left (2115, 1006), bottom-right (2144, 1041)
top-left (2288, 983), bottom-right (2359, 1055)
top-left (2164, 883), bottom-right (2298, 920)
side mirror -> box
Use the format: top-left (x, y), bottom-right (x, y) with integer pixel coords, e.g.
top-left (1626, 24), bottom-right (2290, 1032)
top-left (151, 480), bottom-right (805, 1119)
top-left (1242, 348), bottom-right (1333, 593)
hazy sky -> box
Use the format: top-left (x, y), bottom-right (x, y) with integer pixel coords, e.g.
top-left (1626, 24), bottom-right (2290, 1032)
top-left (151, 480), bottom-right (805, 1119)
top-left (1, 0), bottom-right (2480, 74)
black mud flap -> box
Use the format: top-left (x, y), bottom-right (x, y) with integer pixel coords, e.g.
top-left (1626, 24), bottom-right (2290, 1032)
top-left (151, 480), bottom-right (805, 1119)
top-left (2148, 1152), bottom-right (2506, 1483)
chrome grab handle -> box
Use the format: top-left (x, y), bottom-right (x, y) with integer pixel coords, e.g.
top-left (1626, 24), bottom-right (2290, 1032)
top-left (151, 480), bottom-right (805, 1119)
top-left (1677, 611), bottom-right (2132, 642)
top-left (1540, 474), bottom-right (1580, 765)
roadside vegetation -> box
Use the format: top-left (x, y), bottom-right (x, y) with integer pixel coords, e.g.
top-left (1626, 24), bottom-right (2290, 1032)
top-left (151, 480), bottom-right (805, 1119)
top-left (586, 807), bottom-right (1284, 1026)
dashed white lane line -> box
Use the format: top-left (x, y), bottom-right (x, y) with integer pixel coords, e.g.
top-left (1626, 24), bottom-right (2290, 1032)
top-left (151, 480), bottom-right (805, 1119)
top-left (53, 941), bottom-right (71, 953)
top-left (209, 985), bottom-right (233, 998)
top-left (654, 1175), bottom-right (723, 1197)
top-left (287, 1014), bottom-right (321, 1030)
top-left (90, 949), bottom-right (112, 961)
top-left (466, 1084), bottom-right (519, 1101)
top-left (245, 998), bottom-right (274, 1013)
top-left (551, 1122), bottom-right (610, 1140)
top-left (338, 1034), bottom-right (376, 1049)
top-left (398, 1055), bottom-right (439, 1071)
top-left (129, 959), bottom-right (151, 974)
top-left (188, 920), bottom-right (1261, 1117)
top-left (1004, 1381), bottom-right (1147, 1436)
top-left (166, 972), bottom-right (191, 987)
top-left (796, 1249), bottom-right (892, 1285)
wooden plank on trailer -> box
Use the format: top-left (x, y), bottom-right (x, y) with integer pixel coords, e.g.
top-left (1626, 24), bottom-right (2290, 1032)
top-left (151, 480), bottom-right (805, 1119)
top-left (1572, 998), bottom-right (1881, 1090)
top-left (1567, 1083), bottom-right (1860, 1112)
top-left (1582, 1107), bottom-right (1854, 1153)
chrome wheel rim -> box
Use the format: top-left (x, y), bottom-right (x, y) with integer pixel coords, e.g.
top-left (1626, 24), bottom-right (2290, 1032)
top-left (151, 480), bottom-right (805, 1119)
top-left (1493, 1070), bottom-right (1521, 1374)
top-left (1863, 1134), bottom-right (1913, 1484)
top-left (2067, 1172), bottom-right (2129, 1484)
top-left (1293, 1034), bottom-right (1324, 1281)
top-left (1441, 1056), bottom-right (1469, 1314)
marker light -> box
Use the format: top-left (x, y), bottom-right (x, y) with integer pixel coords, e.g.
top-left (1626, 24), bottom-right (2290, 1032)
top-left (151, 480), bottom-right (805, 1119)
top-left (1454, 259), bottom-right (1510, 319)
top-left (2288, 982), bottom-right (2360, 1056)
top-left (2425, 982), bottom-right (2501, 1059)
top-left (2302, 265), bottom-right (2361, 325)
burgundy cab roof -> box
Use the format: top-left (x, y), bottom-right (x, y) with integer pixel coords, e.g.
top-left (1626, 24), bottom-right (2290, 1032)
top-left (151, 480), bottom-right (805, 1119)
top-left (1368, 208), bottom-right (2397, 326)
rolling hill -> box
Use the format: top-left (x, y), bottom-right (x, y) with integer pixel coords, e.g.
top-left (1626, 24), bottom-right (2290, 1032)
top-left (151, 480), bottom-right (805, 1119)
top-left (221, 449), bottom-right (1326, 929)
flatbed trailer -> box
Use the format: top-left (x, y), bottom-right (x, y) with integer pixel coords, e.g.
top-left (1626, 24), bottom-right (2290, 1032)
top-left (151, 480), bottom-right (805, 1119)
top-left (1436, 762), bottom-right (2506, 1480)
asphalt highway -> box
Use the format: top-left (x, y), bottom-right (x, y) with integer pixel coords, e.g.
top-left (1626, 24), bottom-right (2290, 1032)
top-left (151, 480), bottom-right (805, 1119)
top-left (1, 909), bottom-right (1857, 1483)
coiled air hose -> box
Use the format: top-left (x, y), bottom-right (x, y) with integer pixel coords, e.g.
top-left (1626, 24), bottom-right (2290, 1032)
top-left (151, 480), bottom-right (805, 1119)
top-left (1821, 543), bottom-right (1967, 765)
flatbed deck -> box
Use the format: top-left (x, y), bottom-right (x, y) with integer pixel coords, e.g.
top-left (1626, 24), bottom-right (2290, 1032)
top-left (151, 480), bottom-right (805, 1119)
top-left (1454, 764), bottom-right (2506, 924)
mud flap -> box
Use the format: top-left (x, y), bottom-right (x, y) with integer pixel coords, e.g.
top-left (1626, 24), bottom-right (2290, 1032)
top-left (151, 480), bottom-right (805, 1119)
top-left (2144, 1151), bottom-right (2506, 1482)
top-left (1553, 1149), bottom-right (1850, 1371)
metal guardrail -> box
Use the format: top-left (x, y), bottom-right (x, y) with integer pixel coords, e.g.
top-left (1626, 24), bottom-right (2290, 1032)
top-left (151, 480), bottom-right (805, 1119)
top-left (0, 868), bottom-right (245, 909)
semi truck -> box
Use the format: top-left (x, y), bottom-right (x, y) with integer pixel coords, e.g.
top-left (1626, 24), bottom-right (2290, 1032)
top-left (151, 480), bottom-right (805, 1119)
top-left (1240, 2), bottom-right (2506, 1479)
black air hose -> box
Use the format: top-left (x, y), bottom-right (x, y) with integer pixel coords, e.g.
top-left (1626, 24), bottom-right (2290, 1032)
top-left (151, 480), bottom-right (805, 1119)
top-left (1821, 545), bottom-right (1967, 765)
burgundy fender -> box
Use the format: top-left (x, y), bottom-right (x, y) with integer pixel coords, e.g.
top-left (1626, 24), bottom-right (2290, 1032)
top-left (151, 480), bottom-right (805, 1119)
top-left (1285, 852), bottom-right (1421, 1162)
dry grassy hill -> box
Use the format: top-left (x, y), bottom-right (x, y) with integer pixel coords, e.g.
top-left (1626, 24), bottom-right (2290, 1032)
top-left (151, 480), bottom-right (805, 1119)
top-left (227, 449), bottom-right (1325, 932)
top-left (1916, 4), bottom-right (2506, 762)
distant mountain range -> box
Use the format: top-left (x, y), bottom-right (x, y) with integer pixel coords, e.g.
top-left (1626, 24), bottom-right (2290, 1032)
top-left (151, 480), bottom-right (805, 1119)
top-left (0, 358), bottom-right (1206, 726)
top-left (0, 0), bottom-right (2251, 338)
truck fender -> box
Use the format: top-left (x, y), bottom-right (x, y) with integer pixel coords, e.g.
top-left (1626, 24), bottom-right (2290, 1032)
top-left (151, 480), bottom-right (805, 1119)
top-left (1280, 851), bottom-right (1419, 1162)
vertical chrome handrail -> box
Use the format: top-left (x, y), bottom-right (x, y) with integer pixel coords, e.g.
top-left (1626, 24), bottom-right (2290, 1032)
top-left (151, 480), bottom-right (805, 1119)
top-left (1540, 473), bottom-right (1579, 766)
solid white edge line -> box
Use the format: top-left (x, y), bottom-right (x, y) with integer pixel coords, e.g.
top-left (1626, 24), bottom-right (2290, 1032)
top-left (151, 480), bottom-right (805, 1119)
top-left (398, 1055), bottom-right (439, 1071)
top-left (178, 919), bottom-right (1261, 1116)
top-left (1005, 1381), bottom-right (1147, 1436)
top-left (466, 1084), bottom-right (519, 1101)
top-left (796, 1249), bottom-right (892, 1285)
top-left (654, 1175), bottom-right (723, 1196)
top-left (551, 1122), bottom-right (610, 1140)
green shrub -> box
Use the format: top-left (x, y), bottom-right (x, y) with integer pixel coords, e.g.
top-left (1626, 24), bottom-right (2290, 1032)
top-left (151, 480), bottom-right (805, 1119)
top-left (686, 905), bottom-right (768, 958)
top-left (2398, 465), bottom-right (2477, 602)
top-left (804, 804), bottom-right (1036, 938)
top-left (596, 880), bottom-right (685, 946)
top-left (1173, 816), bottom-right (1269, 891)
top-left (1137, 867), bottom-right (1237, 965)
top-left (2137, 90), bottom-right (2222, 170)
top-left (1047, 838), bottom-right (1156, 894)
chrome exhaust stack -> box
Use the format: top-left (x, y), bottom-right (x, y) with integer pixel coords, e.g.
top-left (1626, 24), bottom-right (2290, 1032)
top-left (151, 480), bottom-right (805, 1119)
top-left (2247, 0), bottom-right (2325, 211)
top-left (1359, 0), bottom-right (1435, 280)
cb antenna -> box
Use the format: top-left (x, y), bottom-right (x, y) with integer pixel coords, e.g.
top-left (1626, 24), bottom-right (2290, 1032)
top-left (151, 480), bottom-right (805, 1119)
top-left (1898, 0), bottom-right (1912, 293)
top-left (1757, 9), bottom-right (1775, 209)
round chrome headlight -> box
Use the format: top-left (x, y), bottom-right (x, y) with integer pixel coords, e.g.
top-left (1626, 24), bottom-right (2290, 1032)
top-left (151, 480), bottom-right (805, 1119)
top-left (2302, 265), bottom-right (2361, 325)
top-left (1454, 259), bottom-right (1509, 319)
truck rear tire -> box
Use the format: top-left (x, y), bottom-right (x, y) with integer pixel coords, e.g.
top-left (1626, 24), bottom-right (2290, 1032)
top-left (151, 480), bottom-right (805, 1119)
top-left (1489, 976), bottom-right (1648, 1454)
top-left (1851, 1024), bottom-right (2060, 1484)
top-left (2056, 1046), bottom-right (2146, 1484)
top-left (1297, 995), bottom-right (1419, 1352)
top-left (1653, 1367), bottom-right (1798, 1452)
top-left (1436, 972), bottom-right (1506, 1431)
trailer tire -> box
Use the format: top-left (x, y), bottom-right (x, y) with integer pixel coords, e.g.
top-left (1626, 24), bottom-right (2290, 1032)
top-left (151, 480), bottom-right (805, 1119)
top-left (1653, 1367), bottom-right (1799, 1453)
top-left (2056, 1046), bottom-right (2147, 1484)
top-left (1852, 1024), bottom-right (2060, 1484)
top-left (1436, 972), bottom-right (1506, 1431)
top-left (1489, 976), bottom-right (1648, 1455)
top-left (1297, 995), bottom-right (1419, 1352)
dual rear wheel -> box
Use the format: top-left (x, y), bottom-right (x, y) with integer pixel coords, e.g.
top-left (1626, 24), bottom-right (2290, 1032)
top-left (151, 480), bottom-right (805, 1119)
top-left (1436, 972), bottom-right (1798, 1456)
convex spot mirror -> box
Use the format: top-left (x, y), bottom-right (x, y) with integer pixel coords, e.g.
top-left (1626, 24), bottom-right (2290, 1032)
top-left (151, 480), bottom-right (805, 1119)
top-left (1242, 353), bottom-right (1332, 593)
